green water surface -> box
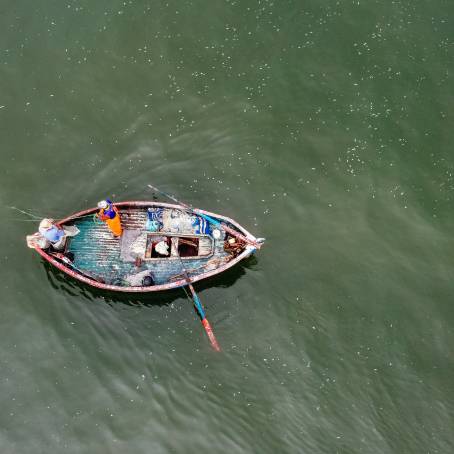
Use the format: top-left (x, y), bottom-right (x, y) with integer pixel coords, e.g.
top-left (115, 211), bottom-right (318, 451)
top-left (1, 1), bottom-right (453, 453)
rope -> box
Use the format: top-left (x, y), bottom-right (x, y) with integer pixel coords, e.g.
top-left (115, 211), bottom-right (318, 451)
top-left (7, 206), bottom-right (95, 223)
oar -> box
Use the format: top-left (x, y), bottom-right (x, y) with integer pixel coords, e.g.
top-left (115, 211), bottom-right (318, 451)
top-left (147, 184), bottom-right (263, 249)
top-left (188, 282), bottom-right (221, 352)
top-left (177, 257), bottom-right (221, 352)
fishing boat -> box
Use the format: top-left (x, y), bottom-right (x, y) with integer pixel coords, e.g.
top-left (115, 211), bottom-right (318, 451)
top-left (26, 200), bottom-right (264, 293)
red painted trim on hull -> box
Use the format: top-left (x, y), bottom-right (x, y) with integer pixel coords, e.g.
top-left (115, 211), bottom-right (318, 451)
top-left (34, 201), bottom-right (258, 293)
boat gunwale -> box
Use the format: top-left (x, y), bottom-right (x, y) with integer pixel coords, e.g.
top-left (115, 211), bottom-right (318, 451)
top-left (34, 201), bottom-right (258, 292)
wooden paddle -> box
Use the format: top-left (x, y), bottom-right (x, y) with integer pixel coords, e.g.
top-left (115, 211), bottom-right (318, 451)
top-left (147, 184), bottom-right (263, 249)
top-left (177, 256), bottom-right (221, 352)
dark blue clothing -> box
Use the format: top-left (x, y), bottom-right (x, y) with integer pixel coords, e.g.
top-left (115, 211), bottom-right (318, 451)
top-left (103, 199), bottom-right (116, 219)
top-left (42, 226), bottom-right (65, 243)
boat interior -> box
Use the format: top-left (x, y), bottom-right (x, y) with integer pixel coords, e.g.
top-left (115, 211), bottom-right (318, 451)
top-left (62, 206), bottom-right (245, 287)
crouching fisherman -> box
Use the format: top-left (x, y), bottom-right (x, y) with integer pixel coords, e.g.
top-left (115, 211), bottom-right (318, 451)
top-left (36, 218), bottom-right (79, 250)
top-left (96, 199), bottom-right (123, 237)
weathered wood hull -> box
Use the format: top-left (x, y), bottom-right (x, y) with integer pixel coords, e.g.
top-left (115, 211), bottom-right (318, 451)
top-left (30, 201), bottom-right (262, 292)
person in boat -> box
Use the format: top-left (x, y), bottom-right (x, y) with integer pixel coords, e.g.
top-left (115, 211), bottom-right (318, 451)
top-left (154, 240), bottom-right (169, 256)
top-left (96, 199), bottom-right (123, 237)
top-left (38, 218), bottom-right (67, 250)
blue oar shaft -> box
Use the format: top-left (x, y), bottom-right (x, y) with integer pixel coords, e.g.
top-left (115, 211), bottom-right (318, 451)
top-left (188, 282), bottom-right (221, 352)
top-left (188, 284), bottom-right (206, 319)
top-left (177, 257), bottom-right (221, 352)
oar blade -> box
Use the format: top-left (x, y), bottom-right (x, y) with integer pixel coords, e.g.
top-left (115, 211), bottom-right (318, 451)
top-left (202, 318), bottom-right (221, 352)
top-left (189, 285), bottom-right (221, 352)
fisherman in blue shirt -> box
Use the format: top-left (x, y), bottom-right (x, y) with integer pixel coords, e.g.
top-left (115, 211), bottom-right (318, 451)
top-left (39, 218), bottom-right (66, 250)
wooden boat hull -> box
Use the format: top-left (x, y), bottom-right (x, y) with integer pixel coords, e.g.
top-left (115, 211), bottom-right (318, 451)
top-left (29, 201), bottom-right (262, 292)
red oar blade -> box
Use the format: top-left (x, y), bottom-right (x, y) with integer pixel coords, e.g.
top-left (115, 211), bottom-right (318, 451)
top-left (202, 318), bottom-right (221, 352)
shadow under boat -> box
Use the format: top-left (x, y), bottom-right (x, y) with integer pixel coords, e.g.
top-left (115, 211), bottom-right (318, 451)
top-left (42, 255), bottom-right (259, 307)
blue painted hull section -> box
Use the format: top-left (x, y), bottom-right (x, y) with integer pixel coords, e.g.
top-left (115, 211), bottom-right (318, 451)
top-left (65, 208), bottom-right (231, 287)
